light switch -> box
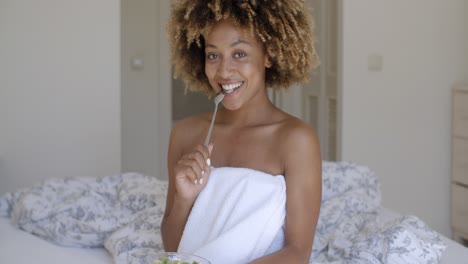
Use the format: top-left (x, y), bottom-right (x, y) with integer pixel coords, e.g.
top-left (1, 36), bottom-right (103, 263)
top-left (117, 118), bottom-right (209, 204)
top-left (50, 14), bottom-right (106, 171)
top-left (368, 54), bottom-right (383, 72)
top-left (131, 57), bottom-right (144, 70)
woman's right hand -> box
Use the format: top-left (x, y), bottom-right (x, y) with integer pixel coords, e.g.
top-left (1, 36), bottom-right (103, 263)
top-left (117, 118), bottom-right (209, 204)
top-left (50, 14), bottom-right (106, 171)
top-left (173, 143), bottom-right (213, 202)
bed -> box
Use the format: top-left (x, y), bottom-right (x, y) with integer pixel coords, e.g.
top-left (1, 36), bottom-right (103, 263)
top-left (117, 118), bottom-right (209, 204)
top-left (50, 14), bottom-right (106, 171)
top-left (1, 211), bottom-right (467, 264)
top-left (0, 162), bottom-right (467, 264)
top-left (0, 217), bottom-right (112, 264)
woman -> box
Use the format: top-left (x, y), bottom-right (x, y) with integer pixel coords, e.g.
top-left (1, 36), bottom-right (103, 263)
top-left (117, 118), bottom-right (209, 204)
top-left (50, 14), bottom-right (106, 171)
top-left (161, 1), bottom-right (321, 263)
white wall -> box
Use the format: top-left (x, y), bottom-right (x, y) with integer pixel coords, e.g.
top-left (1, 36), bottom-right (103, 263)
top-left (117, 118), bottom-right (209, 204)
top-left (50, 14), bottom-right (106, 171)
top-left (340, 0), bottom-right (468, 236)
top-left (0, 0), bottom-right (121, 194)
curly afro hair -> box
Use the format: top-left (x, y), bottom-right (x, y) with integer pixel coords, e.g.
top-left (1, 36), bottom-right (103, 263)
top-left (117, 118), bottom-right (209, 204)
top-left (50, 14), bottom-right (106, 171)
top-left (167, 0), bottom-right (319, 95)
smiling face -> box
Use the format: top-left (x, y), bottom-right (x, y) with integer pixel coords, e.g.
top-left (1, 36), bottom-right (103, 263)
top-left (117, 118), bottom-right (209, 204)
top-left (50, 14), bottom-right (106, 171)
top-left (204, 20), bottom-right (272, 110)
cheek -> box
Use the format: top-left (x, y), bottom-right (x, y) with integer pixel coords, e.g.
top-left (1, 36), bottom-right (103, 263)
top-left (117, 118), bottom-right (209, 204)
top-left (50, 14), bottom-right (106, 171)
top-left (204, 65), bottom-right (220, 91)
top-left (237, 60), bottom-right (254, 73)
top-left (240, 60), bottom-right (265, 78)
top-left (205, 64), bottom-right (215, 80)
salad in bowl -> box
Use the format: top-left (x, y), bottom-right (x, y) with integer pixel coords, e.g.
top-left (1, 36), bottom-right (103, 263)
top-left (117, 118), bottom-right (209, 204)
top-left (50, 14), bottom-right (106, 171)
top-left (154, 252), bottom-right (210, 264)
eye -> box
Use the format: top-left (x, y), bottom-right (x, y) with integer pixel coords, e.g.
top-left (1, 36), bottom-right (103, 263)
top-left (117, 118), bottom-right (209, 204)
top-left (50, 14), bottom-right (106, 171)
top-left (207, 53), bottom-right (219, 60)
top-left (234, 51), bottom-right (246, 58)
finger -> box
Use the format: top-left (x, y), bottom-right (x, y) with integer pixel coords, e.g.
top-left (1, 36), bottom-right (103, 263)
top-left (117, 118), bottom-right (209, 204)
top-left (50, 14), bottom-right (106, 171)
top-left (199, 144), bottom-right (213, 185)
top-left (192, 151), bottom-right (207, 177)
top-left (199, 165), bottom-right (211, 185)
top-left (179, 144), bottom-right (211, 185)
top-left (185, 147), bottom-right (209, 169)
top-left (192, 145), bottom-right (211, 182)
top-left (179, 158), bottom-right (203, 184)
top-left (180, 154), bottom-right (204, 183)
top-left (205, 144), bottom-right (213, 167)
top-left (194, 144), bottom-right (211, 164)
top-left (208, 143), bottom-right (213, 155)
top-left (176, 160), bottom-right (199, 184)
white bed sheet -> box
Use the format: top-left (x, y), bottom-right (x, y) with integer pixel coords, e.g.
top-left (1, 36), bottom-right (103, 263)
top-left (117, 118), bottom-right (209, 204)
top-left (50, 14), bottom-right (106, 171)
top-left (0, 217), bottom-right (113, 264)
top-left (1, 212), bottom-right (467, 264)
top-left (440, 235), bottom-right (468, 264)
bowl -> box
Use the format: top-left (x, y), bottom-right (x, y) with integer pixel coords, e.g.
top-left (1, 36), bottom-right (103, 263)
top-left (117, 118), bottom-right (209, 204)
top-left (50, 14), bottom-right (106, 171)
top-left (154, 252), bottom-right (211, 264)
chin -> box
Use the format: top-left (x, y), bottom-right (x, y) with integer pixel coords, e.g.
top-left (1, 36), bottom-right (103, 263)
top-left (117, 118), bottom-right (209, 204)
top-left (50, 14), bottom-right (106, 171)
top-left (221, 101), bottom-right (242, 111)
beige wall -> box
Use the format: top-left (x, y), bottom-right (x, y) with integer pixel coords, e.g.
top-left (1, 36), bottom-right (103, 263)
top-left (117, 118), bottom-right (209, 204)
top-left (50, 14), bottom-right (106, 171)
top-left (0, 0), bottom-right (121, 194)
top-left (465, 1), bottom-right (468, 75)
top-left (121, 0), bottom-right (161, 177)
top-left (340, 0), bottom-right (468, 236)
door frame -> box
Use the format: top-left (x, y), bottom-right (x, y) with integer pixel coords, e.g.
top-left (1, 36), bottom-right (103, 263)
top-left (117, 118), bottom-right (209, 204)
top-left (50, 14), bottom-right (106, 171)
top-left (157, 1), bottom-right (172, 179)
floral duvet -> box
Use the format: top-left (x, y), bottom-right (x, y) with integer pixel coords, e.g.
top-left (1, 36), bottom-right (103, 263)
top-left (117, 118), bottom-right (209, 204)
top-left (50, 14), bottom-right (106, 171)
top-left (0, 162), bottom-right (446, 264)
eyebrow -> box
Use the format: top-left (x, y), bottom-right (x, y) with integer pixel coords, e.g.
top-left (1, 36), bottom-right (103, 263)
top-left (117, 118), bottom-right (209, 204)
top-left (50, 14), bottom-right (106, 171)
top-left (205, 39), bottom-right (251, 48)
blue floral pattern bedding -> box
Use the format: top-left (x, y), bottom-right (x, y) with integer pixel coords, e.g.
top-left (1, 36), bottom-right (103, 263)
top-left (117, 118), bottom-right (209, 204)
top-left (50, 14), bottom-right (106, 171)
top-left (0, 173), bottom-right (167, 264)
top-left (0, 162), bottom-right (446, 264)
top-left (314, 162), bottom-right (446, 263)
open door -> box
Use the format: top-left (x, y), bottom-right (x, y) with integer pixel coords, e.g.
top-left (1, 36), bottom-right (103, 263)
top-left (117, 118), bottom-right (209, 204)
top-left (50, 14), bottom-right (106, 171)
top-left (272, 0), bottom-right (340, 161)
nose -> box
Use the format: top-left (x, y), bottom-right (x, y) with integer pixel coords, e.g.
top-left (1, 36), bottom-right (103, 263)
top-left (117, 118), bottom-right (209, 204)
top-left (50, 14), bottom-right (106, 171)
top-left (216, 57), bottom-right (234, 78)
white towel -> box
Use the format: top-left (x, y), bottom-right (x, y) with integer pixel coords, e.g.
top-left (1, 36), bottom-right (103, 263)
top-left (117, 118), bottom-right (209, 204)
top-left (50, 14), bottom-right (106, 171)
top-left (178, 167), bottom-right (286, 264)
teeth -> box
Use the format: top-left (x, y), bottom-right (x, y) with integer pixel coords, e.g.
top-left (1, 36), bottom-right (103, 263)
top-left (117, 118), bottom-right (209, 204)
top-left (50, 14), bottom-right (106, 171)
top-left (221, 82), bottom-right (243, 93)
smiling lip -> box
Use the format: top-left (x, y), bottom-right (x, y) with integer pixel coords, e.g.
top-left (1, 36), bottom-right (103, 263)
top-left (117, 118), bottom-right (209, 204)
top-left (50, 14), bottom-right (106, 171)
top-left (220, 81), bottom-right (244, 94)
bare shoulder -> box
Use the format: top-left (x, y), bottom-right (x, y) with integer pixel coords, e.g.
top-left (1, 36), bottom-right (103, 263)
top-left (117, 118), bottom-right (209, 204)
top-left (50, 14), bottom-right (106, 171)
top-left (279, 116), bottom-right (320, 151)
top-left (172, 114), bottom-right (209, 134)
top-left (276, 115), bottom-right (321, 173)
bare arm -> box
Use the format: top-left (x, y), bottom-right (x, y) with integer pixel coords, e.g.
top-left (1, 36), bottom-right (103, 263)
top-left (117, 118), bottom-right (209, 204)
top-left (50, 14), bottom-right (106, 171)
top-left (250, 124), bottom-right (322, 264)
top-left (160, 122), bottom-right (212, 251)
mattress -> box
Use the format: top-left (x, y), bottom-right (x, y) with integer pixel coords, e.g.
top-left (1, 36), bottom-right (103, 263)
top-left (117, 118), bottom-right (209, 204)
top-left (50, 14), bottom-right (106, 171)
top-left (440, 235), bottom-right (468, 264)
top-left (0, 217), bottom-right (113, 264)
top-left (1, 214), bottom-right (467, 264)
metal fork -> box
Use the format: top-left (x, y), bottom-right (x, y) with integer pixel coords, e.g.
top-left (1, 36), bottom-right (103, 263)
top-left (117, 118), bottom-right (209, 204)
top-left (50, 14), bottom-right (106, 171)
top-left (204, 93), bottom-right (225, 147)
